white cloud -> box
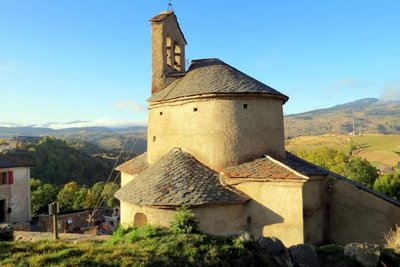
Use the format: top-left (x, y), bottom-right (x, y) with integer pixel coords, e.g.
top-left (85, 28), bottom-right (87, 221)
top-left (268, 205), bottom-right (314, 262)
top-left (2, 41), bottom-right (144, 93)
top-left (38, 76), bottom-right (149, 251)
top-left (114, 100), bottom-right (147, 112)
top-left (40, 119), bottom-right (146, 130)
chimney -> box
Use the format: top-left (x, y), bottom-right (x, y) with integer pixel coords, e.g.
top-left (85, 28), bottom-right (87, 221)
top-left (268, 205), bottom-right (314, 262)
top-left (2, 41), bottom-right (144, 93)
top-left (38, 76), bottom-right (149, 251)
top-left (149, 11), bottom-right (187, 94)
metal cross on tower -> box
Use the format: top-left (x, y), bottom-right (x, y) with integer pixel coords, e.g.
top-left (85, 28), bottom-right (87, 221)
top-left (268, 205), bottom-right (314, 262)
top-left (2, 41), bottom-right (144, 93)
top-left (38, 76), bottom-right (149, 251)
top-left (167, 0), bottom-right (173, 11)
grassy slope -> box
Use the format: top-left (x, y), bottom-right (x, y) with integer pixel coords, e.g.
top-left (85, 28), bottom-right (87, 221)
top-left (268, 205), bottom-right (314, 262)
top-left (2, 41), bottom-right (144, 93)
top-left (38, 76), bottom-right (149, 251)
top-left (0, 234), bottom-right (264, 267)
top-left (286, 134), bottom-right (400, 167)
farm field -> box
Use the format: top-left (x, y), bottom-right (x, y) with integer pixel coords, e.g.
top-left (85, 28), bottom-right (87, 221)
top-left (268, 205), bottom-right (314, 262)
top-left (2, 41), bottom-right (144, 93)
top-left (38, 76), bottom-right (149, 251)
top-left (286, 134), bottom-right (400, 168)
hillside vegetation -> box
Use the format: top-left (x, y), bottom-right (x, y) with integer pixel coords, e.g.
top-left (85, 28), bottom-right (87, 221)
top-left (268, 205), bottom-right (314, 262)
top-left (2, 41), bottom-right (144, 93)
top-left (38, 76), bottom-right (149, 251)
top-left (285, 98), bottom-right (400, 137)
top-left (286, 134), bottom-right (400, 168)
top-left (11, 137), bottom-right (114, 186)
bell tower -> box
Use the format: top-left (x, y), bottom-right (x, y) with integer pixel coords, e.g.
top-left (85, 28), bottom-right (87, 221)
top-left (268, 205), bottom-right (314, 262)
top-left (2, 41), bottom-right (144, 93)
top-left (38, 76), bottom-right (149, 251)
top-left (149, 11), bottom-right (187, 94)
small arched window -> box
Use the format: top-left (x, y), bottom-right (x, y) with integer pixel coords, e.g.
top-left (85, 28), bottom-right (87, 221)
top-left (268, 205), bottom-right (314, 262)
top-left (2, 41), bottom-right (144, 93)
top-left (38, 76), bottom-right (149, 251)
top-left (174, 44), bottom-right (181, 71)
top-left (134, 212), bottom-right (148, 227)
top-left (166, 36), bottom-right (172, 67)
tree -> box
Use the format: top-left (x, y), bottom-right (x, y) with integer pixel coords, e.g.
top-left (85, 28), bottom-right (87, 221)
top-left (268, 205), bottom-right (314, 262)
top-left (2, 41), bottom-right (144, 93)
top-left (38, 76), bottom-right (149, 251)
top-left (297, 147), bottom-right (378, 188)
top-left (343, 157), bottom-right (378, 187)
top-left (57, 181), bottom-right (80, 210)
top-left (101, 182), bottom-right (120, 208)
top-left (374, 173), bottom-right (400, 201)
top-left (31, 179), bottom-right (58, 216)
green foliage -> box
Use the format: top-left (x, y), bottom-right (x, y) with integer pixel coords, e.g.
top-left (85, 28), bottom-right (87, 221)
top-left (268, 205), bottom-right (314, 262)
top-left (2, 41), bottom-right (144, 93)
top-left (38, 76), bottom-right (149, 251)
top-left (170, 206), bottom-right (199, 234)
top-left (374, 173), bottom-right (400, 200)
top-left (13, 136), bottom-right (113, 186)
top-left (342, 157), bottom-right (379, 187)
top-left (0, 233), bottom-right (269, 267)
top-left (55, 181), bottom-right (119, 211)
top-left (57, 181), bottom-right (80, 211)
top-left (31, 179), bottom-right (58, 216)
top-left (316, 244), bottom-right (360, 267)
top-left (298, 147), bottom-right (378, 187)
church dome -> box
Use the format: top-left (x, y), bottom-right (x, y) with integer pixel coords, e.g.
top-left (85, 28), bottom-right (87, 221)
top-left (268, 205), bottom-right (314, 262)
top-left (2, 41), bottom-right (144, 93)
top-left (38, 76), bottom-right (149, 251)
top-left (148, 58), bottom-right (289, 103)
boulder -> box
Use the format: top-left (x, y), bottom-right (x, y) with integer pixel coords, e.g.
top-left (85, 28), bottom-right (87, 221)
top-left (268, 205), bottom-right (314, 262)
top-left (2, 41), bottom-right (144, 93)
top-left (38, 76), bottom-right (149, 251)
top-left (289, 243), bottom-right (320, 267)
top-left (257, 236), bottom-right (294, 267)
top-left (0, 223), bottom-right (14, 241)
top-left (378, 249), bottom-right (400, 267)
top-left (344, 242), bottom-right (381, 267)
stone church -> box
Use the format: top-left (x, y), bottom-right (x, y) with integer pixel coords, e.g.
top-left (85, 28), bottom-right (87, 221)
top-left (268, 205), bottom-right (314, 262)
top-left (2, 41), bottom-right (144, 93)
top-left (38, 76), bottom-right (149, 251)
top-left (115, 11), bottom-right (400, 246)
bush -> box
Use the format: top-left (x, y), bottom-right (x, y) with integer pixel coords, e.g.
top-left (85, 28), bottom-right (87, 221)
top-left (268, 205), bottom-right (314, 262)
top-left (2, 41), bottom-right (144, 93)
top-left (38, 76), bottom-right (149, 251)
top-left (170, 206), bottom-right (199, 234)
top-left (111, 225), bottom-right (166, 244)
top-left (374, 173), bottom-right (400, 200)
top-left (384, 225), bottom-right (400, 253)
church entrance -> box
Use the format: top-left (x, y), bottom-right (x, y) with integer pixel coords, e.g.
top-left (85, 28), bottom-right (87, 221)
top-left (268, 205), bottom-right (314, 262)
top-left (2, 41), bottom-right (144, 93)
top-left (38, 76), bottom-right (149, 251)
top-left (133, 212), bottom-right (147, 227)
top-left (0, 199), bottom-right (5, 222)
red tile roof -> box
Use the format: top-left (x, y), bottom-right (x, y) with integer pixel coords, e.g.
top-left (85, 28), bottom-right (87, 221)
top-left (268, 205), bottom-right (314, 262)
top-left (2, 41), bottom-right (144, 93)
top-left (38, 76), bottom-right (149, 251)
top-left (223, 155), bottom-right (308, 181)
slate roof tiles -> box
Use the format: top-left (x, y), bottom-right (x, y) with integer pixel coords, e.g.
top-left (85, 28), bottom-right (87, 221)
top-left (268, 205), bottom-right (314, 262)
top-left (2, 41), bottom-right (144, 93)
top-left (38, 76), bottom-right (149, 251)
top-left (223, 152), bottom-right (328, 181)
top-left (148, 58), bottom-right (289, 103)
top-left (115, 148), bottom-right (248, 207)
top-left (115, 152), bottom-right (149, 175)
top-left (0, 154), bottom-right (33, 169)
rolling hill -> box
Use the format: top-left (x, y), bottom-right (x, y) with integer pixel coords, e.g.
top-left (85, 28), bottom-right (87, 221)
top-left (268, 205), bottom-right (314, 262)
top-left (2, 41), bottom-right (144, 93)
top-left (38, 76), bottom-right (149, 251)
top-left (284, 98), bottom-right (400, 137)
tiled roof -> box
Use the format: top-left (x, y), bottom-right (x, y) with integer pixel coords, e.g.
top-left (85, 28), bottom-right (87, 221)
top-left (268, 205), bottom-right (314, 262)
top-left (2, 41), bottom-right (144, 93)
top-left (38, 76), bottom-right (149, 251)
top-left (283, 152), bottom-right (329, 176)
top-left (148, 58), bottom-right (289, 103)
top-left (0, 154), bottom-right (33, 168)
top-left (115, 148), bottom-right (248, 207)
top-left (223, 152), bottom-right (328, 181)
top-left (116, 153), bottom-right (148, 175)
top-left (223, 156), bottom-right (307, 181)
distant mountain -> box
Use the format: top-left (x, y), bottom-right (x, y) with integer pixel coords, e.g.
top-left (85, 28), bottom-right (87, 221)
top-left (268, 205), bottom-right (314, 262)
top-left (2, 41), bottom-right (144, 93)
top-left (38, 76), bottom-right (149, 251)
top-left (284, 98), bottom-right (400, 137)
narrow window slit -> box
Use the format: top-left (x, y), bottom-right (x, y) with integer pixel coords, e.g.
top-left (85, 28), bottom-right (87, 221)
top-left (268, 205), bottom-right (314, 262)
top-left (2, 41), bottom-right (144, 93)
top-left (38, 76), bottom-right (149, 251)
top-left (153, 136), bottom-right (156, 142)
top-left (243, 104), bottom-right (248, 109)
top-left (159, 112), bottom-right (163, 116)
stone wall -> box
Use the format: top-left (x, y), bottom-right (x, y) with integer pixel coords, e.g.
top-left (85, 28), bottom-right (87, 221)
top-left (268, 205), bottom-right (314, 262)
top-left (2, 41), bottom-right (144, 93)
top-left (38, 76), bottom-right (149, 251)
top-left (148, 96), bottom-right (285, 171)
top-left (38, 209), bottom-right (112, 233)
top-left (327, 175), bottom-right (400, 245)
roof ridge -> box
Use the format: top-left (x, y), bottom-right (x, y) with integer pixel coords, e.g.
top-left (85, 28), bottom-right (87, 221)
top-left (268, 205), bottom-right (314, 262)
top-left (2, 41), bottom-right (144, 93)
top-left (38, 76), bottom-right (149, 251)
top-left (265, 154), bottom-right (309, 180)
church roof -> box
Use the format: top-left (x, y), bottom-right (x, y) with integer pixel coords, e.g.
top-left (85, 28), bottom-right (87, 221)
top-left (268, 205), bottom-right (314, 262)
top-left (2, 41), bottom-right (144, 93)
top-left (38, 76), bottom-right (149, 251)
top-left (148, 58), bottom-right (289, 103)
top-left (115, 152), bottom-right (149, 175)
top-left (0, 154), bottom-right (33, 169)
top-left (222, 152), bottom-right (328, 181)
top-left (115, 148), bottom-right (249, 207)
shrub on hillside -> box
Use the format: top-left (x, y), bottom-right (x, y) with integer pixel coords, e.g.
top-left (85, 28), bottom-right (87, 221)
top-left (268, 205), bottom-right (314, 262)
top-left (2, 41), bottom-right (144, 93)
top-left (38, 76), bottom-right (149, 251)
top-left (384, 225), bottom-right (400, 253)
top-left (374, 173), bottom-right (400, 200)
top-left (170, 206), bottom-right (199, 234)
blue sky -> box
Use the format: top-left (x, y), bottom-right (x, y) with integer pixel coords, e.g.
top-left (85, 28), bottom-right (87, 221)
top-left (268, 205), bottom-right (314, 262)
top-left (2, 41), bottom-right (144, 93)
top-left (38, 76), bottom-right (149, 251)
top-left (1, 0), bottom-right (399, 128)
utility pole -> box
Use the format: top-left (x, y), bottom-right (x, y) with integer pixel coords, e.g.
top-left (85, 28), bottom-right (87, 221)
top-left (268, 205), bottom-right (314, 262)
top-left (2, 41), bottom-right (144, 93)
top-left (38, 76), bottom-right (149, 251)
top-left (48, 202), bottom-right (59, 240)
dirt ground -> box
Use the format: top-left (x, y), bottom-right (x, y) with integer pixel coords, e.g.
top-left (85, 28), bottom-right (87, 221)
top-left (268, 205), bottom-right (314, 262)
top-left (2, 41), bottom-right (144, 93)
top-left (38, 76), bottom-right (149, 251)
top-left (14, 231), bottom-right (110, 243)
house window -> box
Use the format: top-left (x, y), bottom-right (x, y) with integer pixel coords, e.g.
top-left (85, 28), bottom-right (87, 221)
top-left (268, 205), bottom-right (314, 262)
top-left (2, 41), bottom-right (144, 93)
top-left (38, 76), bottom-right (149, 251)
top-left (193, 108), bottom-right (198, 112)
top-left (0, 172), bottom-right (7, 185)
top-left (159, 111), bottom-right (163, 116)
top-left (243, 104), bottom-right (248, 109)
top-left (0, 171), bottom-right (13, 185)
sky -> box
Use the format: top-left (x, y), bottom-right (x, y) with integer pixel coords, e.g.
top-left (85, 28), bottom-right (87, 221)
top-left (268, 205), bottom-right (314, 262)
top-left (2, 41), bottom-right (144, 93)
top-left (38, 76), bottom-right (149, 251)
top-left (1, 0), bottom-right (399, 128)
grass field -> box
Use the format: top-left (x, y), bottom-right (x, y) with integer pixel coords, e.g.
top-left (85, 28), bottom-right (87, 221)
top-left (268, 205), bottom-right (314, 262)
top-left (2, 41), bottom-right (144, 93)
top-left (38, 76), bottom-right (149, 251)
top-left (286, 134), bottom-right (400, 168)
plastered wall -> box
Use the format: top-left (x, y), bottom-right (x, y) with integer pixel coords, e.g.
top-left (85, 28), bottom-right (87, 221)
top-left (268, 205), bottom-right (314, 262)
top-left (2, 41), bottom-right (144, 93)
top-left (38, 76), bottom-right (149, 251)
top-left (119, 201), bottom-right (248, 236)
top-left (148, 97), bottom-right (285, 171)
top-left (0, 167), bottom-right (31, 223)
top-left (151, 13), bottom-right (185, 93)
top-left (327, 177), bottom-right (400, 245)
top-left (232, 181), bottom-right (305, 246)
